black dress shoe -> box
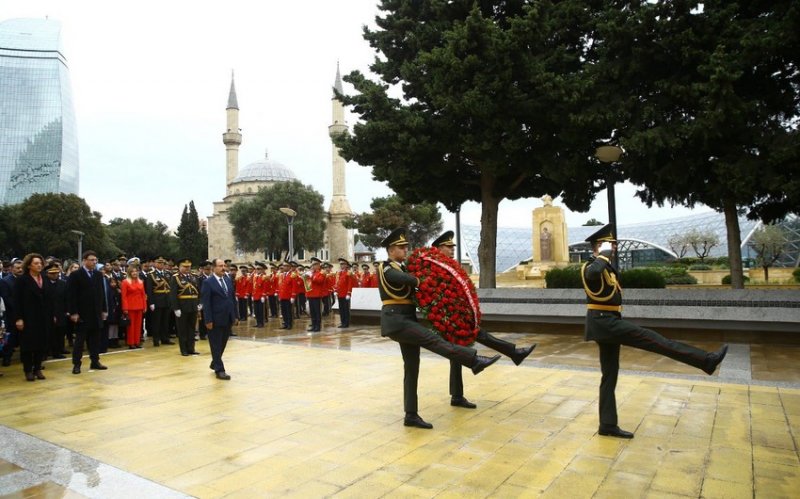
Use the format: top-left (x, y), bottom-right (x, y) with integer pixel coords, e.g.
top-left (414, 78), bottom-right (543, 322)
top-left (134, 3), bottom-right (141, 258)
top-left (511, 344), bottom-right (537, 366)
top-left (181, 353), bottom-right (189, 357)
top-left (72, 366), bottom-right (81, 374)
top-left (52, 354), bottom-right (66, 359)
top-left (190, 352), bottom-right (200, 355)
top-left (471, 354), bottom-right (501, 375)
top-left (451, 397), bottom-right (477, 409)
top-left (598, 425), bottom-right (634, 439)
top-left (163, 341), bottom-right (176, 345)
top-left (703, 344), bottom-right (729, 375)
top-left (34, 370), bottom-right (46, 380)
top-left (90, 363), bottom-right (108, 370)
top-left (403, 413), bottom-right (433, 429)
top-left (229, 332), bottom-right (238, 337)
top-left (216, 371), bottom-right (231, 380)
top-left (25, 372), bottom-right (35, 382)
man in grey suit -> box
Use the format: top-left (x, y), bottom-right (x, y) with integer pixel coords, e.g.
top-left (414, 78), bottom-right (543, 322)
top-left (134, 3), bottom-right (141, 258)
top-left (200, 258), bottom-right (237, 380)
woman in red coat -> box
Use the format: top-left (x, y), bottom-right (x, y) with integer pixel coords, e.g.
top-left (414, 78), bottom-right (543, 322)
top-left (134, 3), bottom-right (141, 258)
top-left (121, 266), bottom-right (147, 349)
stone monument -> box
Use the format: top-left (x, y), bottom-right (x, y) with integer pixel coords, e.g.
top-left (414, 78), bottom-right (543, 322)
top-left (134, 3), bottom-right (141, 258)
top-left (517, 195), bottom-right (570, 283)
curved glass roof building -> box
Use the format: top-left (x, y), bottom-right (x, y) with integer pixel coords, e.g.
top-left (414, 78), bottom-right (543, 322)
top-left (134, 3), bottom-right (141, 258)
top-left (461, 211), bottom-right (800, 273)
top-left (0, 18), bottom-right (78, 205)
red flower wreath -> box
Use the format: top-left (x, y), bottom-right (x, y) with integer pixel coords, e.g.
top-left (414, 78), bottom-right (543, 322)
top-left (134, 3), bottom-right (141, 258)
top-left (406, 247), bottom-right (481, 346)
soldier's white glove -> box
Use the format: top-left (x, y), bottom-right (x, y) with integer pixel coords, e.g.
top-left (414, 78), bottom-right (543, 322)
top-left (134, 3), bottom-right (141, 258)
top-left (598, 241), bottom-right (614, 259)
top-left (149, 304), bottom-right (155, 311)
top-left (174, 310), bottom-right (181, 318)
top-left (197, 304), bottom-right (203, 311)
top-left (290, 298), bottom-right (295, 304)
top-left (261, 297), bottom-right (266, 303)
top-left (345, 296), bottom-right (350, 301)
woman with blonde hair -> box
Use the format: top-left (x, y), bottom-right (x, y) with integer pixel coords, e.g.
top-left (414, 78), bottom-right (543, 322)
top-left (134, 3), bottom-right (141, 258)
top-left (121, 265), bottom-right (147, 349)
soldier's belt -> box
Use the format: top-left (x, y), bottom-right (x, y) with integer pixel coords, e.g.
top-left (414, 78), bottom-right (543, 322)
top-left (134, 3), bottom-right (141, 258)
top-left (382, 299), bottom-right (413, 306)
top-left (179, 295), bottom-right (199, 299)
top-left (154, 290), bottom-right (169, 294)
top-left (587, 304), bottom-right (622, 312)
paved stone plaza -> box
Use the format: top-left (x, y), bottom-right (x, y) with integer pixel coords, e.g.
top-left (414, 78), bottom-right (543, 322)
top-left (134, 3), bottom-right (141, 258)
top-left (1, 317), bottom-right (799, 498)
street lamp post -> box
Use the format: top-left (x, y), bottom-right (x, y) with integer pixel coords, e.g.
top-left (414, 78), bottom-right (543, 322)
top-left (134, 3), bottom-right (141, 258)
top-left (70, 229), bottom-right (85, 263)
top-left (279, 207), bottom-right (297, 260)
top-left (595, 145), bottom-right (623, 269)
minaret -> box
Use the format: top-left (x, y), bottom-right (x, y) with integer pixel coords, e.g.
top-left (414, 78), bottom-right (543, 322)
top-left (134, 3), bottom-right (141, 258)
top-left (327, 62), bottom-right (353, 260)
top-left (222, 71), bottom-right (242, 196)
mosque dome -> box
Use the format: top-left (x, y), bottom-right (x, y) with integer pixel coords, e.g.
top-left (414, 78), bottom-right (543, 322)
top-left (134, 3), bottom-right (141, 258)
top-left (232, 153), bottom-right (297, 184)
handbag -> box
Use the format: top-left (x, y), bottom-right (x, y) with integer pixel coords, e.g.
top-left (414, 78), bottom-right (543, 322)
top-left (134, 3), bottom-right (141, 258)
top-left (120, 313), bottom-right (131, 327)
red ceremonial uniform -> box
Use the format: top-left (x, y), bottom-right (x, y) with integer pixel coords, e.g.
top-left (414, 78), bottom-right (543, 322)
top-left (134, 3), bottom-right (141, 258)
top-left (235, 274), bottom-right (251, 299)
top-left (306, 270), bottom-right (328, 299)
top-left (335, 270), bottom-right (355, 299)
top-left (326, 271), bottom-right (336, 295)
top-left (364, 272), bottom-right (378, 288)
top-left (266, 271), bottom-right (278, 297)
top-left (251, 273), bottom-right (266, 301)
top-left (278, 271), bottom-right (298, 301)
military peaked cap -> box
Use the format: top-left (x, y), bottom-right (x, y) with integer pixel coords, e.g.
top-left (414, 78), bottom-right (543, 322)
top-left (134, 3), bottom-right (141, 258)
top-left (177, 258), bottom-right (192, 266)
top-left (381, 227), bottom-right (409, 248)
top-left (431, 230), bottom-right (456, 247)
top-left (585, 223), bottom-right (617, 243)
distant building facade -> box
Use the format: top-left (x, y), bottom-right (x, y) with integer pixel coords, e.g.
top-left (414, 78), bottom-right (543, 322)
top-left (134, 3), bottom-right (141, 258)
top-left (0, 18), bottom-right (78, 205)
top-left (207, 67), bottom-right (354, 263)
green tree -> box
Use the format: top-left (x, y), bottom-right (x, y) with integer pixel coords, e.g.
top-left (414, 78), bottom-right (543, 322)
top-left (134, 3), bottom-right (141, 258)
top-left (749, 224), bottom-right (788, 283)
top-left (583, 218), bottom-right (604, 227)
top-left (4, 193), bottom-right (113, 259)
top-left (591, 1), bottom-right (800, 288)
top-left (344, 195), bottom-right (443, 249)
top-left (685, 229), bottom-right (720, 262)
top-left (337, 1), bottom-right (604, 287)
top-left (228, 180), bottom-right (326, 258)
top-left (176, 201), bottom-right (208, 264)
top-left (106, 218), bottom-right (178, 260)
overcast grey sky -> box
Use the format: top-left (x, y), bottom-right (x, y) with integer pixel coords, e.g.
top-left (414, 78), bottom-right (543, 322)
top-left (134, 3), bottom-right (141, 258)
top-left (6, 0), bottom-right (707, 233)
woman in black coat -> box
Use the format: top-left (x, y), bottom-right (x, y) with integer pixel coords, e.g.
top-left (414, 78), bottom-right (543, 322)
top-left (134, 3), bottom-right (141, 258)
top-left (14, 253), bottom-right (53, 381)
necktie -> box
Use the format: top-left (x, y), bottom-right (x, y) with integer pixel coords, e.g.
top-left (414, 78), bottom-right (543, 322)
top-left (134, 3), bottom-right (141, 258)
top-left (219, 277), bottom-right (227, 293)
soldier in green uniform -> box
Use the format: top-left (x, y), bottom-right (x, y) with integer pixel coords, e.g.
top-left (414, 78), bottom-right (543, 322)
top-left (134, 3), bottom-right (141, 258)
top-left (379, 227), bottom-right (501, 430)
top-left (146, 256), bottom-right (174, 347)
top-left (431, 231), bottom-right (537, 410)
top-left (582, 224), bottom-right (729, 439)
top-left (170, 258), bottom-right (200, 356)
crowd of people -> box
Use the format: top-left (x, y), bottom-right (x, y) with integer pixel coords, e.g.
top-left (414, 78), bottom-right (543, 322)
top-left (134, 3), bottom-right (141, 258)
top-left (0, 251), bottom-right (378, 381)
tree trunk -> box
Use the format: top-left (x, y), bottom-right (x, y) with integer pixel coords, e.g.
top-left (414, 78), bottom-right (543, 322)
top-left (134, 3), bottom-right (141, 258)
top-left (723, 199), bottom-right (744, 289)
top-left (478, 173), bottom-right (499, 289)
top-left (763, 265), bottom-right (769, 283)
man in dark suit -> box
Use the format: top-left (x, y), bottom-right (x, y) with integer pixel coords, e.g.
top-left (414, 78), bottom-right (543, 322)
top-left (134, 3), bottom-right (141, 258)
top-left (1, 258), bottom-right (23, 366)
top-left (67, 250), bottom-right (109, 374)
top-left (582, 224), bottom-right (729, 439)
top-left (200, 258), bottom-right (237, 380)
top-left (431, 231), bottom-right (537, 410)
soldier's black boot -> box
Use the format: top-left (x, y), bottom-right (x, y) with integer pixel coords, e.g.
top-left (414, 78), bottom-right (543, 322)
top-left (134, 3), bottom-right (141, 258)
top-left (511, 344), bottom-right (537, 366)
top-left (703, 344), bottom-right (729, 375)
top-left (404, 413), bottom-right (433, 429)
top-left (471, 354), bottom-right (501, 375)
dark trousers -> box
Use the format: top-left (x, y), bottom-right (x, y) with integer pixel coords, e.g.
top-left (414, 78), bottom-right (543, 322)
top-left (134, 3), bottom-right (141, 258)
top-left (237, 298), bottom-right (249, 321)
top-left (280, 300), bottom-right (293, 328)
top-left (72, 322), bottom-right (101, 367)
top-left (384, 316), bottom-right (476, 414)
top-left (308, 297), bottom-right (322, 331)
top-left (449, 329), bottom-right (518, 398)
top-left (594, 317), bottom-right (709, 426)
top-left (51, 324), bottom-right (68, 356)
top-left (198, 309), bottom-right (207, 339)
top-left (268, 296), bottom-right (278, 317)
top-left (338, 297), bottom-right (351, 326)
top-left (207, 325), bottom-right (230, 373)
top-left (322, 294), bottom-right (331, 316)
top-left (254, 299), bottom-right (265, 326)
top-left (21, 350), bottom-right (44, 373)
top-left (2, 330), bottom-right (18, 363)
top-left (176, 310), bottom-right (198, 355)
top-left (151, 306), bottom-right (170, 345)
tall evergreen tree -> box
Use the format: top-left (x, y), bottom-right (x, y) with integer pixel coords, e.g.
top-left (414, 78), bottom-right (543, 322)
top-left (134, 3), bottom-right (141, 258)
top-left (344, 195), bottom-right (443, 249)
top-left (176, 200), bottom-right (207, 264)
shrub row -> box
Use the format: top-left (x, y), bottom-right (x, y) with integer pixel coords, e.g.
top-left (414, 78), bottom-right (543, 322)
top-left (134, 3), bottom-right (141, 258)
top-left (545, 266), bottom-right (667, 288)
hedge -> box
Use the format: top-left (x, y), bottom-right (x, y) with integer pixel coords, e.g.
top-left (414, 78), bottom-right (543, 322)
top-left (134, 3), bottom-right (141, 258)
top-left (689, 264), bottom-right (712, 271)
top-left (544, 266), bottom-right (583, 288)
top-left (793, 267), bottom-right (800, 283)
top-left (722, 274), bottom-right (751, 285)
top-left (620, 269), bottom-right (667, 288)
top-left (665, 275), bottom-right (698, 285)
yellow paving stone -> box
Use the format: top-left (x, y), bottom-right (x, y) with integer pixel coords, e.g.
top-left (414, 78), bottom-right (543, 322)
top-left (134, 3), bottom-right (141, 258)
top-left (751, 425), bottom-right (795, 450)
top-left (754, 475), bottom-right (800, 499)
top-left (752, 445), bottom-right (800, 467)
top-left (749, 388), bottom-right (782, 406)
top-left (540, 469), bottom-right (605, 498)
top-left (593, 470), bottom-right (651, 499)
top-left (751, 402), bottom-right (789, 421)
top-left (700, 478), bottom-right (753, 499)
top-left (705, 446), bottom-right (753, 484)
top-left (650, 466), bottom-right (703, 497)
top-left (334, 470), bottom-right (407, 498)
top-left (488, 483), bottom-right (538, 498)
top-left (565, 455), bottom-right (614, 476)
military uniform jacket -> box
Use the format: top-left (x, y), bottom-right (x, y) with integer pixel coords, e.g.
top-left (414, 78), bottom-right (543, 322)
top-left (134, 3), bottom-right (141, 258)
top-left (581, 254), bottom-right (623, 341)
top-left (146, 270), bottom-right (171, 307)
top-left (169, 272), bottom-right (199, 313)
top-left (378, 260), bottom-right (419, 337)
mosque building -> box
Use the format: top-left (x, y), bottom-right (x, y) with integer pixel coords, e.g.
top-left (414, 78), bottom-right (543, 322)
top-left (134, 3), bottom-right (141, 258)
top-left (206, 67), bottom-right (354, 263)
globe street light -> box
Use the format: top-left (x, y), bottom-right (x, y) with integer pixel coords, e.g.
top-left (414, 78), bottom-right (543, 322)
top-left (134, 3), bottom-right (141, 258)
top-left (279, 207), bottom-right (297, 260)
top-left (595, 145), bottom-right (623, 268)
top-left (70, 229), bottom-right (85, 263)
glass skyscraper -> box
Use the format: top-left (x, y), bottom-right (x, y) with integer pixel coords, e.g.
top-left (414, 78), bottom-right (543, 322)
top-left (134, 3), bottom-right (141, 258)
top-left (0, 18), bottom-right (78, 205)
